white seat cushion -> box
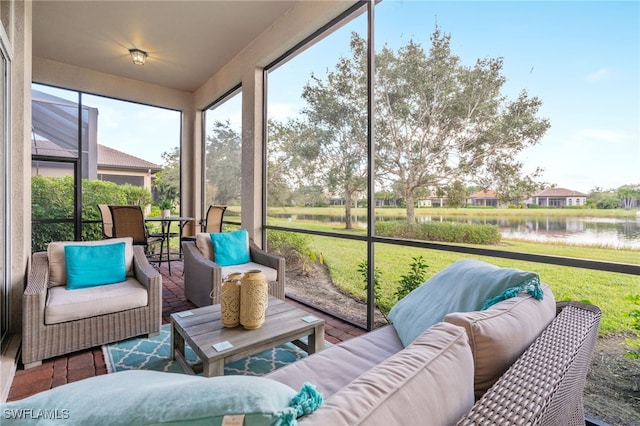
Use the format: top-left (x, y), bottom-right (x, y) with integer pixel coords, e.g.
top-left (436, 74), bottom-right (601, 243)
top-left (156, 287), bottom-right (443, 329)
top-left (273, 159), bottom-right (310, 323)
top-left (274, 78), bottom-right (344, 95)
top-left (220, 262), bottom-right (278, 283)
top-left (45, 277), bottom-right (148, 325)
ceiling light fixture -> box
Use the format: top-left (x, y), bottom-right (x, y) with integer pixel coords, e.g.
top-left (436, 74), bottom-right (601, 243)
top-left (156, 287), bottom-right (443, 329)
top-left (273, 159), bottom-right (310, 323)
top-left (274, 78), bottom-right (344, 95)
top-left (129, 48), bottom-right (148, 65)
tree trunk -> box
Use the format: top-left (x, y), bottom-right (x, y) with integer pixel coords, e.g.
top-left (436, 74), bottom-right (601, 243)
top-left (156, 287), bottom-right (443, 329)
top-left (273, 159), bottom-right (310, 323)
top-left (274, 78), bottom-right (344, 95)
top-left (344, 198), bottom-right (353, 230)
top-left (406, 191), bottom-right (416, 224)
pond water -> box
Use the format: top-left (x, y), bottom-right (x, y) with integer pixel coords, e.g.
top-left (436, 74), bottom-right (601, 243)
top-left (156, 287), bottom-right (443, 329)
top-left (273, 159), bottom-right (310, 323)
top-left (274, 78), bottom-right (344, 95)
top-left (270, 213), bottom-right (640, 250)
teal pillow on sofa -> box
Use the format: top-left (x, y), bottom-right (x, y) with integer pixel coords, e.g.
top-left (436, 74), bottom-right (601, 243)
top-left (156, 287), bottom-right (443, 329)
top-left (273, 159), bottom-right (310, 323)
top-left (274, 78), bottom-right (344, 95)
top-left (0, 370), bottom-right (323, 425)
top-left (211, 229), bottom-right (251, 267)
top-left (64, 242), bottom-right (127, 290)
top-left (388, 259), bottom-right (542, 347)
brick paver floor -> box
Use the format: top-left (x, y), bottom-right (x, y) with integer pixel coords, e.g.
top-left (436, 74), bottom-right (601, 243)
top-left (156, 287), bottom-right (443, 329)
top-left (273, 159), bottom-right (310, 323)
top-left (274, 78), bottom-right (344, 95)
top-left (7, 260), bottom-right (365, 401)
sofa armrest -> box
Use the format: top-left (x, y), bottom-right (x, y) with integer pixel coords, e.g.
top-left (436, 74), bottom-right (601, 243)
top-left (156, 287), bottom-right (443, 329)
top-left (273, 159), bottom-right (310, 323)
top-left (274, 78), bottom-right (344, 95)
top-left (249, 239), bottom-right (281, 270)
top-left (183, 241), bottom-right (222, 306)
top-left (22, 252), bottom-right (50, 366)
top-left (132, 245), bottom-right (161, 289)
top-left (249, 240), bottom-right (285, 300)
top-left (132, 246), bottom-right (162, 333)
top-left (457, 302), bottom-right (601, 426)
top-left (23, 252), bottom-right (49, 320)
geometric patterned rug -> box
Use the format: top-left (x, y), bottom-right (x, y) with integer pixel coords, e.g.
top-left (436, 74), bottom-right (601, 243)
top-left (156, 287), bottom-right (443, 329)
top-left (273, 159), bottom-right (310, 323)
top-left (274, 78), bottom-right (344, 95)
top-left (102, 324), bottom-right (310, 376)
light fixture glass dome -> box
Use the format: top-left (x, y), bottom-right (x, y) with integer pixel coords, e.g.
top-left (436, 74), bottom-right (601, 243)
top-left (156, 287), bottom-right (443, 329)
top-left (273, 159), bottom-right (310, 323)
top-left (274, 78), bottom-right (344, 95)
top-left (129, 48), bottom-right (147, 65)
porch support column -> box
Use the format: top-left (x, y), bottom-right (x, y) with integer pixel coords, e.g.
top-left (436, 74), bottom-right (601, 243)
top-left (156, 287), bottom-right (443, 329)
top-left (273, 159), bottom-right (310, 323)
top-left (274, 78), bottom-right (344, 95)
top-left (241, 68), bottom-right (264, 247)
top-left (181, 105), bottom-right (201, 237)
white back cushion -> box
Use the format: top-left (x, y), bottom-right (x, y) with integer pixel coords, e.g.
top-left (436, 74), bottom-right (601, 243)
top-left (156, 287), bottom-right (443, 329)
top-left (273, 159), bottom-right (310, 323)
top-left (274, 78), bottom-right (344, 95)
top-left (195, 232), bottom-right (214, 261)
top-left (47, 237), bottom-right (134, 287)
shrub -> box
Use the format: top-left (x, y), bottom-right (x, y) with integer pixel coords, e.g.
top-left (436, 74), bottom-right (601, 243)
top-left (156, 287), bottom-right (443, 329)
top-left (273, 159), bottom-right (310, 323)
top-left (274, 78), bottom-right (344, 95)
top-left (395, 256), bottom-right (428, 300)
top-left (358, 260), bottom-right (391, 321)
top-left (358, 256), bottom-right (429, 321)
top-left (31, 176), bottom-right (152, 251)
top-left (267, 229), bottom-right (311, 269)
top-left (375, 221), bottom-right (419, 239)
top-left (597, 197), bottom-right (620, 209)
top-left (624, 294), bottom-right (640, 360)
top-left (375, 220), bottom-right (501, 245)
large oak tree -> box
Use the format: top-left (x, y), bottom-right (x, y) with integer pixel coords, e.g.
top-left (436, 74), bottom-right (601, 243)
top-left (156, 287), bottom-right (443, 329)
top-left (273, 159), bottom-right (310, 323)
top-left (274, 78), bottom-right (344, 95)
top-left (374, 28), bottom-right (549, 221)
top-left (269, 26), bottom-right (550, 225)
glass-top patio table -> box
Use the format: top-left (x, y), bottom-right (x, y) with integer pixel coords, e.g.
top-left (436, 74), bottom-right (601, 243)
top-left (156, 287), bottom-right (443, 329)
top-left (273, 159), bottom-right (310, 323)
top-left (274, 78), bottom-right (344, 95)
top-left (145, 216), bottom-right (194, 275)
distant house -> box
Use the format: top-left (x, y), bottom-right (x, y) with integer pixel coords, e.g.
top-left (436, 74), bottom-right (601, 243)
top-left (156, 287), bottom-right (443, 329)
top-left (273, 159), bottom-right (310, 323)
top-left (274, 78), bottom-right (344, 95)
top-left (376, 198), bottom-right (402, 207)
top-left (467, 190), bottom-right (500, 207)
top-left (32, 140), bottom-right (161, 193)
top-left (532, 188), bottom-right (587, 207)
top-left (31, 89), bottom-right (161, 192)
top-left (97, 145), bottom-right (162, 192)
top-left (418, 193), bottom-right (446, 208)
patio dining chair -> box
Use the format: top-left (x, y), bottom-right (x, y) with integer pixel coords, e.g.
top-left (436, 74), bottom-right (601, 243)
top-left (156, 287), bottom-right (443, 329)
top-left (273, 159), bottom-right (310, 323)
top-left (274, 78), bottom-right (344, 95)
top-left (97, 204), bottom-right (114, 238)
top-left (108, 205), bottom-right (165, 262)
top-left (203, 205), bottom-right (227, 233)
top-left (181, 205), bottom-right (227, 245)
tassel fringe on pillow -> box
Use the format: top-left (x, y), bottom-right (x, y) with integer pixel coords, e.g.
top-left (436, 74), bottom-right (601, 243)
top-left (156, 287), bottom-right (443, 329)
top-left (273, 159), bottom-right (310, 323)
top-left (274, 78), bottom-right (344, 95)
top-left (274, 382), bottom-right (324, 426)
top-left (482, 275), bottom-right (544, 310)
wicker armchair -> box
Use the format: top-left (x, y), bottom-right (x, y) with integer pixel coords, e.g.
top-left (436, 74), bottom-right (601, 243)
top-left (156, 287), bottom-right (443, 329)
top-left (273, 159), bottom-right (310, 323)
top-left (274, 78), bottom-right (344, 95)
top-left (182, 236), bottom-right (285, 307)
top-left (22, 242), bottom-right (162, 369)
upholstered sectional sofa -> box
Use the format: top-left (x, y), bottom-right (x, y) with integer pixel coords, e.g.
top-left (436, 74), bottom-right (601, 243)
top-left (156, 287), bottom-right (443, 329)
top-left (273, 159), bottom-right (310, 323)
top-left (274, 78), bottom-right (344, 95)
top-left (11, 256), bottom-right (601, 426)
top-left (267, 285), bottom-right (601, 425)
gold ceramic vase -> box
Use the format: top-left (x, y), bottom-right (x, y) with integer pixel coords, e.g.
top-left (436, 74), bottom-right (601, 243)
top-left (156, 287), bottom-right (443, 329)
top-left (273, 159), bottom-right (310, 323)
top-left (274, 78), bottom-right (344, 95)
top-left (239, 270), bottom-right (268, 329)
top-left (220, 274), bottom-right (241, 328)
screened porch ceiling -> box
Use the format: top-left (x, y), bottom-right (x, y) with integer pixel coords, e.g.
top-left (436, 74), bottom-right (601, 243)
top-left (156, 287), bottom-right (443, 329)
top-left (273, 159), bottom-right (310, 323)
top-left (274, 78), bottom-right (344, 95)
top-left (32, 1), bottom-right (302, 93)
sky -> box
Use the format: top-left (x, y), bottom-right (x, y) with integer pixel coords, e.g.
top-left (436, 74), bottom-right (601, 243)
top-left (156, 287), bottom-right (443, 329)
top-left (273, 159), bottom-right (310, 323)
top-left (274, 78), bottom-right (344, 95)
top-left (268, 0), bottom-right (640, 194)
top-left (45, 1), bottom-right (639, 195)
top-left (82, 93), bottom-right (181, 167)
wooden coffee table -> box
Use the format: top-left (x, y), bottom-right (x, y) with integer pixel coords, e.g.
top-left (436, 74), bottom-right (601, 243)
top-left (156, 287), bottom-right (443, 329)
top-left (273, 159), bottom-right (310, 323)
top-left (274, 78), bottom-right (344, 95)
top-left (170, 296), bottom-right (325, 377)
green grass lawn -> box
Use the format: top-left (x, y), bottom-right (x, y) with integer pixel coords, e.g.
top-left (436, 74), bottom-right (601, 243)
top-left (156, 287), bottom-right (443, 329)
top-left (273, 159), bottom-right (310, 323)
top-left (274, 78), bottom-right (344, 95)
top-left (307, 235), bottom-right (639, 335)
top-left (267, 206), bottom-right (640, 219)
top-left (266, 216), bottom-right (639, 336)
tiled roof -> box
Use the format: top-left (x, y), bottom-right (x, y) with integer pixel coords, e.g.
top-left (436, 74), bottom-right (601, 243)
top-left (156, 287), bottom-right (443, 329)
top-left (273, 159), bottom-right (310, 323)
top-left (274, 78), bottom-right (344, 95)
top-left (534, 187), bottom-right (588, 197)
top-left (98, 145), bottom-right (162, 172)
top-left (469, 190), bottom-right (498, 198)
top-left (32, 140), bottom-right (162, 172)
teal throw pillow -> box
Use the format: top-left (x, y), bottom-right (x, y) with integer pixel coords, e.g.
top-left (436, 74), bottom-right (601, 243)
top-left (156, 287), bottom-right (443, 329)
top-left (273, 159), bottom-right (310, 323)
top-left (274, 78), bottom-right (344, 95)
top-left (0, 370), bottom-right (323, 425)
top-left (211, 229), bottom-right (251, 267)
top-left (64, 242), bottom-right (127, 290)
top-left (388, 259), bottom-right (543, 347)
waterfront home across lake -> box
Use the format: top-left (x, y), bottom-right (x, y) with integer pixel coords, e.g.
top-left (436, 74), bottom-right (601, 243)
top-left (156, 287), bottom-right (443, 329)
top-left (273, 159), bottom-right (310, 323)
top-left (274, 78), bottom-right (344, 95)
top-left (467, 190), bottom-right (501, 207)
top-left (532, 187), bottom-right (588, 208)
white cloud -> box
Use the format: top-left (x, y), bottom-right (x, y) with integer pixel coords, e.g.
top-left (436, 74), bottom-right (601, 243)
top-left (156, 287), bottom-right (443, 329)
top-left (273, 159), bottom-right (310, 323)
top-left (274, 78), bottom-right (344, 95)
top-left (577, 128), bottom-right (628, 143)
top-left (137, 107), bottom-right (179, 122)
top-left (585, 68), bottom-right (614, 82)
top-left (95, 105), bottom-right (126, 129)
top-left (267, 102), bottom-right (303, 121)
